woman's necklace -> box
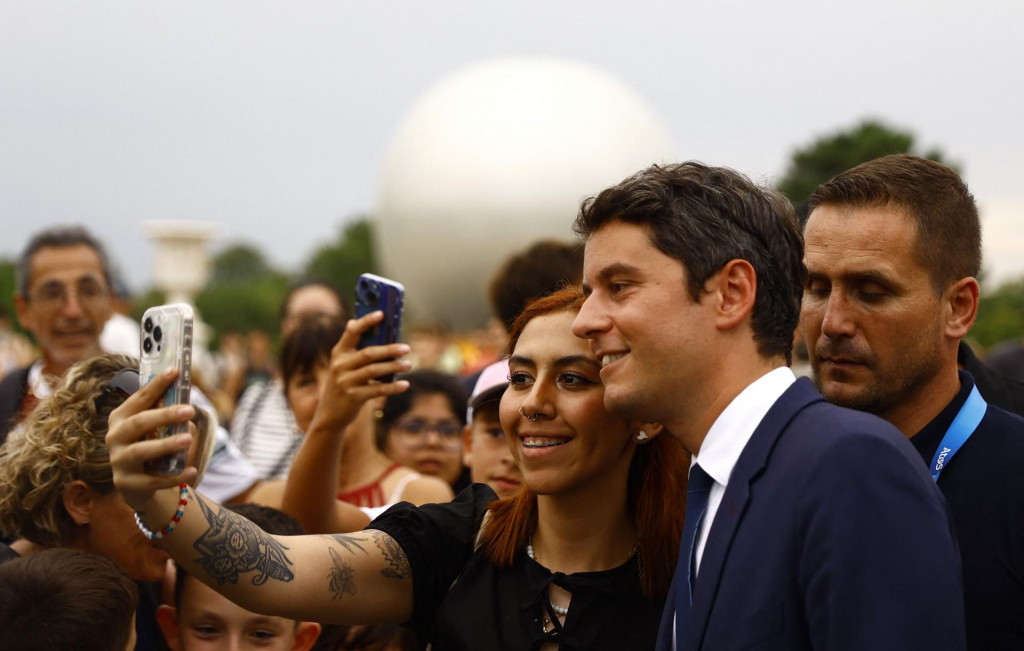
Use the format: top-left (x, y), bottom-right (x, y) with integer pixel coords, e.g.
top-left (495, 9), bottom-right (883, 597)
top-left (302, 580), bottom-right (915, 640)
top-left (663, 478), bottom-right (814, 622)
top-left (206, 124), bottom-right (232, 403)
top-left (527, 535), bottom-right (641, 619)
top-left (527, 538), bottom-right (570, 617)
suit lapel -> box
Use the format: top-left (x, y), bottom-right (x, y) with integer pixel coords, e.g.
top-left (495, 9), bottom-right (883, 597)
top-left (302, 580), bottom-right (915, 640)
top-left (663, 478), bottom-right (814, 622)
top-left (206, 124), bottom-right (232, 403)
top-left (654, 581), bottom-right (677, 651)
top-left (683, 378), bottom-right (823, 650)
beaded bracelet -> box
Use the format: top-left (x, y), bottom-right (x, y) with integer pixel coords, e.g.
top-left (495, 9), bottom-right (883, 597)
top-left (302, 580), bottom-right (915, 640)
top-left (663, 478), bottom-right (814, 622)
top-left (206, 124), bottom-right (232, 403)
top-left (134, 484), bottom-right (189, 540)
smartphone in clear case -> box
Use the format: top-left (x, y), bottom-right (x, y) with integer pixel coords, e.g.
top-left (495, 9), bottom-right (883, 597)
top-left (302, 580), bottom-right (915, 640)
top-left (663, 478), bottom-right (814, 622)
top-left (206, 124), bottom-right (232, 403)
top-left (139, 303), bottom-right (194, 475)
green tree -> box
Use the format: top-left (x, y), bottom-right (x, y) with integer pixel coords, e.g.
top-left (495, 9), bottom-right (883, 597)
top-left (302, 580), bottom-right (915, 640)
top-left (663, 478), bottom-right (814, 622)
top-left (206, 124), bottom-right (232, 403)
top-left (777, 119), bottom-right (954, 207)
top-left (210, 243), bottom-right (275, 285)
top-left (193, 242), bottom-right (290, 341)
top-left (972, 277), bottom-right (1024, 350)
top-left (304, 217), bottom-right (378, 307)
top-left (0, 259), bottom-right (24, 334)
top-left (195, 275), bottom-right (290, 339)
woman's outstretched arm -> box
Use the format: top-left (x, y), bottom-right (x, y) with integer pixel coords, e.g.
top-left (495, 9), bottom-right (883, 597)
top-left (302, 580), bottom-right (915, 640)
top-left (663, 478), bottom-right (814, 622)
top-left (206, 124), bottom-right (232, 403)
top-left (107, 363), bottom-right (413, 625)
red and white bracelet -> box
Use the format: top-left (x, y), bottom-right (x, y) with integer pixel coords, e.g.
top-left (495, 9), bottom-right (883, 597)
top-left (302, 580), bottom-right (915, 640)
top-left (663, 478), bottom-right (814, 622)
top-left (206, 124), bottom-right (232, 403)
top-left (134, 484), bottom-right (190, 540)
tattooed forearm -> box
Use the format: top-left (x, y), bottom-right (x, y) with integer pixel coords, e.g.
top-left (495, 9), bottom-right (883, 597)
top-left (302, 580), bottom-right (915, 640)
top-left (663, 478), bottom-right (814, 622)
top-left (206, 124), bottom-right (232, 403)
top-left (321, 533), bottom-right (369, 556)
top-left (374, 532), bottom-right (411, 579)
top-left (327, 548), bottom-right (357, 600)
top-left (192, 497), bottom-right (294, 586)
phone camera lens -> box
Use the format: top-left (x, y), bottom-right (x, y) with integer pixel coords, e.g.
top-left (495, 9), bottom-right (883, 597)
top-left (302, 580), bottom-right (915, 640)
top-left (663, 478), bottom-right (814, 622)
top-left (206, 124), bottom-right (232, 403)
top-left (144, 317), bottom-right (153, 333)
top-left (358, 279), bottom-right (379, 305)
top-left (143, 338), bottom-right (152, 353)
top-left (153, 326), bottom-right (163, 342)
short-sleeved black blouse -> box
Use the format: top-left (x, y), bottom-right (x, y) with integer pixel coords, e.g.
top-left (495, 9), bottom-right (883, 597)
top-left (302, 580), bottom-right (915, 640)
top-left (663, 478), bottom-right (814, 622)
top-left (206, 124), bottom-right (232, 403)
top-left (368, 484), bottom-right (664, 650)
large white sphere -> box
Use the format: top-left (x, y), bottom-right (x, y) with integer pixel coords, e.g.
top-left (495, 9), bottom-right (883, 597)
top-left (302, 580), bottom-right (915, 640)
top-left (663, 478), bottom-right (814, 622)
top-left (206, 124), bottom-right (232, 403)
top-left (375, 57), bottom-right (676, 330)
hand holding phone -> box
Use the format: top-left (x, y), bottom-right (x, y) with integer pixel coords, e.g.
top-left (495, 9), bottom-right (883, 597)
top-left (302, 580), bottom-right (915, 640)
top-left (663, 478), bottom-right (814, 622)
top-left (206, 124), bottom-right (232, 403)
top-left (139, 303), bottom-right (194, 475)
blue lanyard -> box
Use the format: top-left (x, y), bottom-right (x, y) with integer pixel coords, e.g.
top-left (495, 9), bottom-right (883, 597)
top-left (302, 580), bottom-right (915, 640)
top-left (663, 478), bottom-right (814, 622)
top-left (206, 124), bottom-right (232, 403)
top-left (929, 384), bottom-right (986, 482)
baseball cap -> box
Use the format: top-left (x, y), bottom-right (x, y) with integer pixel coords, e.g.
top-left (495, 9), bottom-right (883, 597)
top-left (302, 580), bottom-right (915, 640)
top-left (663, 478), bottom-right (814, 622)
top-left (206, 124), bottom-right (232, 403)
top-left (467, 358), bottom-right (510, 422)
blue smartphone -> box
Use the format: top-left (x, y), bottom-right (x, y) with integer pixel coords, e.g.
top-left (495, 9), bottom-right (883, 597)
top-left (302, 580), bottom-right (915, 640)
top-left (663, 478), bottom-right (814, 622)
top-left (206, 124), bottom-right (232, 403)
top-left (354, 273), bottom-right (405, 382)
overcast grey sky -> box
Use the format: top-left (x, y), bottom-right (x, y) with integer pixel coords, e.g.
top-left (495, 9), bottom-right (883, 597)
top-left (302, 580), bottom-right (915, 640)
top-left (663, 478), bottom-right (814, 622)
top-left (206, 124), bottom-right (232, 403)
top-left (2, 0), bottom-right (1022, 293)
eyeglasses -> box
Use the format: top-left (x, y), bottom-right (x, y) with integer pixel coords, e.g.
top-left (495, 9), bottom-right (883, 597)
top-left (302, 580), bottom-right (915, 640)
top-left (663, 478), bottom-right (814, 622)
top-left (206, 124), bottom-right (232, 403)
top-left (29, 278), bottom-right (111, 311)
top-left (391, 420), bottom-right (463, 450)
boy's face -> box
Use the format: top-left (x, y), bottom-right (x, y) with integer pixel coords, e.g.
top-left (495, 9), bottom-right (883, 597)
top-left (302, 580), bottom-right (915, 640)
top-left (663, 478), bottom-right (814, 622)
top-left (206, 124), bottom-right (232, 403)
top-left (157, 576), bottom-right (319, 651)
top-left (463, 403), bottom-right (521, 499)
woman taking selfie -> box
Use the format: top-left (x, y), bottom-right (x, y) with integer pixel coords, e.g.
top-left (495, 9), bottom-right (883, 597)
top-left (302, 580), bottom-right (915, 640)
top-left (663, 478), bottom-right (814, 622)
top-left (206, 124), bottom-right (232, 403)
top-left (106, 289), bottom-right (687, 649)
top-left (246, 314), bottom-right (453, 528)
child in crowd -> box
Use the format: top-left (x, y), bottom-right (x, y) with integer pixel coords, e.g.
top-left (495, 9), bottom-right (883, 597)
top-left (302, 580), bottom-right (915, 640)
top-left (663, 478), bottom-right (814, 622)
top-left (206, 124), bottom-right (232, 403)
top-left (376, 369), bottom-right (470, 491)
top-left (157, 503), bottom-right (323, 651)
top-left (462, 358), bottom-right (521, 499)
top-left (0, 548), bottom-right (139, 651)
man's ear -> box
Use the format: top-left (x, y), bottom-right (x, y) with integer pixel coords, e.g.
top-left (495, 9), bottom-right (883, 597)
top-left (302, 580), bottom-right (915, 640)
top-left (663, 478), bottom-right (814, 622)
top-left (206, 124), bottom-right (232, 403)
top-left (155, 605), bottom-right (182, 651)
top-left (13, 292), bottom-right (33, 334)
top-left (944, 277), bottom-right (979, 340)
top-left (462, 424), bottom-right (474, 467)
top-left (291, 621), bottom-right (322, 651)
top-left (61, 480), bottom-right (96, 526)
top-left (710, 259), bottom-right (757, 331)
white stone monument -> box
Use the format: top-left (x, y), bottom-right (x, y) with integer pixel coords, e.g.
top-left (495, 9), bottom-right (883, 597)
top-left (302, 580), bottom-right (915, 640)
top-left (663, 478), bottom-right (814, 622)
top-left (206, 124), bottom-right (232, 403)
top-left (375, 56), bottom-right (676, 331)
top-left (144, 220), bottom-right (219, 306)
top-left (144, 220), bottom-right (220, 381)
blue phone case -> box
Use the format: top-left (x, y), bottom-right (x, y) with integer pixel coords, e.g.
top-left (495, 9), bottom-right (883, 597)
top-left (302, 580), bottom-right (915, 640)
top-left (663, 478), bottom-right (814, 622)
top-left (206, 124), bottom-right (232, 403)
top-left (354, 273), bottom-right (405, 381)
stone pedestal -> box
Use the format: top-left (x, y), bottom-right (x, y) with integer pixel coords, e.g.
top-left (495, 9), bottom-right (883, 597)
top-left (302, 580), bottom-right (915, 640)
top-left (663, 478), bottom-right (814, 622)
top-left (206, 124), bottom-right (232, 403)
top-left (144, 220), bottom-right (220, 386)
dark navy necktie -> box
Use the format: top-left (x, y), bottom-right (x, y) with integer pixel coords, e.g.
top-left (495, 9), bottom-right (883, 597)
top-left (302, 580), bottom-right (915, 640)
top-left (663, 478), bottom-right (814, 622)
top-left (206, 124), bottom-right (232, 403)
top-left (672, 463), bottom-right (715, 650)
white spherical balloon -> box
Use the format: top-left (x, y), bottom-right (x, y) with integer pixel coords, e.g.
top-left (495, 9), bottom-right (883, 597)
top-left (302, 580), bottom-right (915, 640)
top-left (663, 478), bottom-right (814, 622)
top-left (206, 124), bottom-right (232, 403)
top-left (376, 56), bottom-right (676, 330)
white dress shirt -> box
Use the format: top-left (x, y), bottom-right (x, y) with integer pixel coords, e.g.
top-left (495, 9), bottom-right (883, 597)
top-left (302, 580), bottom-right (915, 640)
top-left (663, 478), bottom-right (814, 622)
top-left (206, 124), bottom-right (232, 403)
top-left (691, 366), bottom-right (796, 574)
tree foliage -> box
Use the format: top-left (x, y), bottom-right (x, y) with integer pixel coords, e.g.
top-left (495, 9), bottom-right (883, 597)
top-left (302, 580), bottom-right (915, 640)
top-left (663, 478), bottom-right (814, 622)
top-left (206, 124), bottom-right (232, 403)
top-left (210, 243), bottom-right (275, 285)
top-left (777, 119), bottom-right (954, 207)
top-left (304, 217), bottom-right (378, 308)
top-left (195, 275), bottom-right (290, 338)
top-left (0, 259), bottom-right (23, 333)
top-left (973, 278), bottom-right (1024, 349)
top-left (193, 241), bottom-right (290, 339)
top-left (185, 218), bottom-right (376, 342)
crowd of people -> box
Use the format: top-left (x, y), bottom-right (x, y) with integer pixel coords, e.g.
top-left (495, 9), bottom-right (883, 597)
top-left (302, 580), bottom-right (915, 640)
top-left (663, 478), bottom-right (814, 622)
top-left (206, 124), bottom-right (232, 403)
top-left (0, 154), bottom-right (1023, 651)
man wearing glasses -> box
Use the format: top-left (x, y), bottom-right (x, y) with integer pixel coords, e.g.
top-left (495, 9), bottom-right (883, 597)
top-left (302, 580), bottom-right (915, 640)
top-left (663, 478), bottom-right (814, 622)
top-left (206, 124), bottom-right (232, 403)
top-left (0, 226), bottom-right (262, 506)
top-left (1, 225), bottom-right (115, 444)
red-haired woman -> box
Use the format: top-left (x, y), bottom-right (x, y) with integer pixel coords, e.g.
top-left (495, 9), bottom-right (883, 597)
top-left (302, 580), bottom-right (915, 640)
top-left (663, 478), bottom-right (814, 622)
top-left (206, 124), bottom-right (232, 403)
top-left (106, 286), bottom-right (688, 649)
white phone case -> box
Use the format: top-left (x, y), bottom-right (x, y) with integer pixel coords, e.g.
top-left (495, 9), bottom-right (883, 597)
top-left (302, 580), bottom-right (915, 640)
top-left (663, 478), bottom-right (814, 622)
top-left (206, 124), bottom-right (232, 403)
top-left (139, 303), bottom-right (194, 475)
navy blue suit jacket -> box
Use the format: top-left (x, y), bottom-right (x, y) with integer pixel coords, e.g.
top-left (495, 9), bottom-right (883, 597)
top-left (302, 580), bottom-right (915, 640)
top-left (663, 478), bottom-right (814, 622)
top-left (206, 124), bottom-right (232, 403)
top-left (658, 378), bottom-right (965, 651)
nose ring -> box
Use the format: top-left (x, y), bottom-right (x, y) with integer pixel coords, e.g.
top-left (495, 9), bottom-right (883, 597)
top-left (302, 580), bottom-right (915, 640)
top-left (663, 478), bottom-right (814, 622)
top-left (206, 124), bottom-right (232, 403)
top-left (518, 407), bottom-right (540, 422)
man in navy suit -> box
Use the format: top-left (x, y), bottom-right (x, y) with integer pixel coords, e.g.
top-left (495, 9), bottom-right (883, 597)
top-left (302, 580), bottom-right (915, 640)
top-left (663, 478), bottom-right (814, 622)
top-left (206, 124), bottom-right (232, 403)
top-left (801, 154), bottom-right (1024, 649)
top-left (572, 162), bottom-right (965, 650)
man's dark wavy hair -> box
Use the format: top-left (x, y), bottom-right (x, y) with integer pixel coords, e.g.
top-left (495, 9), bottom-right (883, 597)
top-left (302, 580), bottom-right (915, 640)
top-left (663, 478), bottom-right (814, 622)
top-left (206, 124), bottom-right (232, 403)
top-left (575, 162), bottom-right (805, 364)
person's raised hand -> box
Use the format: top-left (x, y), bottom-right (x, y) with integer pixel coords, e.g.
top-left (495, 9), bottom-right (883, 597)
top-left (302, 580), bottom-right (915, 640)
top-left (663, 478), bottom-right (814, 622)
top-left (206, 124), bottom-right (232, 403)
top-left (309, 310), bottom-right (411, 435)
top-left (106, 367), bottom-right (198, 509)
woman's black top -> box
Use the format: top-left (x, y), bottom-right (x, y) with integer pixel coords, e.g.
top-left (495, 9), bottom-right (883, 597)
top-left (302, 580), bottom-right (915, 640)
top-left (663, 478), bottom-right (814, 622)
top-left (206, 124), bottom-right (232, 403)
top-left (369, 484), bottom-right (663, 650)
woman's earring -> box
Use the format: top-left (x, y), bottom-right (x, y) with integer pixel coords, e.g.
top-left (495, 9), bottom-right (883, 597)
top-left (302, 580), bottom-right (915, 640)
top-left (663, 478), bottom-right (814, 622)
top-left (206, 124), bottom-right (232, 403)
top-left (636, 430), bottom-right (649, 442)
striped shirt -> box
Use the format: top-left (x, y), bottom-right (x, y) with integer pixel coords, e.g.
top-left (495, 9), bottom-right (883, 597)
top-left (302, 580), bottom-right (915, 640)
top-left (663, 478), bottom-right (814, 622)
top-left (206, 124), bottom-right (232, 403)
top-left (229, 380), bottom-right (304, 481)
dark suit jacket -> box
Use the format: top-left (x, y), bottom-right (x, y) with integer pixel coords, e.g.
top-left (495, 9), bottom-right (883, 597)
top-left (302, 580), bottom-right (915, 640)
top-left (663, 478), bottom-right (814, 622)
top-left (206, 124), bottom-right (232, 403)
top-left (0, 365), bottom-right (30, 446)
top-left (660, 378), bottom-right (965, 651)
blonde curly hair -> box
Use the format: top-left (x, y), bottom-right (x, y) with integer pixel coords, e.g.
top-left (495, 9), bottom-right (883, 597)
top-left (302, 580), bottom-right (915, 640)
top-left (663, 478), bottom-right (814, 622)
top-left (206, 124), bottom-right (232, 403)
top-left (0, 354), bottom-right (135, 546)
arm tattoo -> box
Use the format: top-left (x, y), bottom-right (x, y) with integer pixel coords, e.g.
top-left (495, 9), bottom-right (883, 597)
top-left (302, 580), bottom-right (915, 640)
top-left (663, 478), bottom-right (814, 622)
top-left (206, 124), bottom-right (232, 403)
top-left (374, 533), bottom-right (411, 579)
top-left (192, 498), bottom-right (294, 586)
top-left (327, 548), bottom-right (357, 599)
top-left (322, 533), bottom-right (369, 556)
